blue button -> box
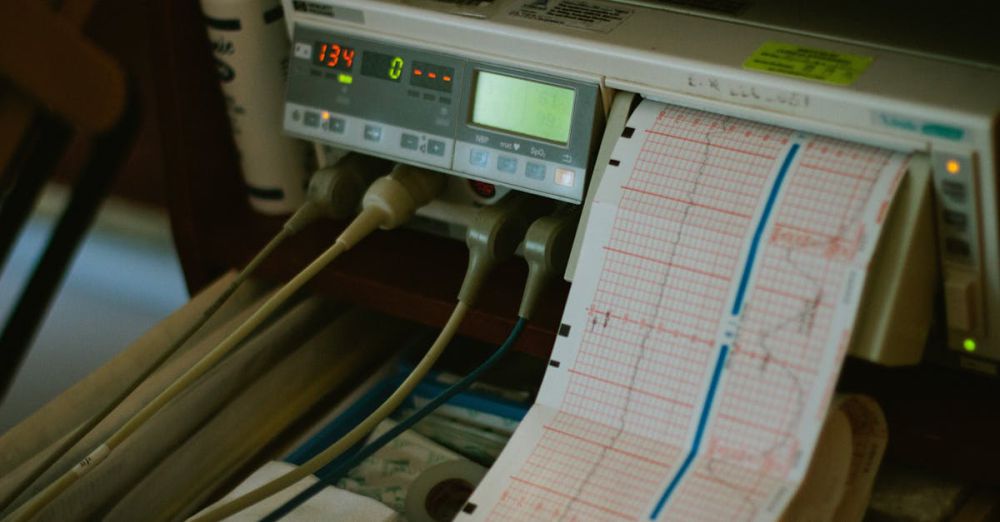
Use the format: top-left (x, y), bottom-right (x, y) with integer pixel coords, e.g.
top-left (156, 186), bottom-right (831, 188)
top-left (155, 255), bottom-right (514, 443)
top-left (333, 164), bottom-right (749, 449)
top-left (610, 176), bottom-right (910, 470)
top-left (497, 156), bottom-right (518, 174)
top-left (428, 140), bottom-right (446, 156)
top-left (303, 111), bottom-right (320, 128)
top-left (526, 162), bottom-right (546, 180)
top-left (401, 133), bottom-right (419, 150)
top-left (470, 149), bottom-right (489, 167)
top-left (364, 125), bottom-right (382, 142)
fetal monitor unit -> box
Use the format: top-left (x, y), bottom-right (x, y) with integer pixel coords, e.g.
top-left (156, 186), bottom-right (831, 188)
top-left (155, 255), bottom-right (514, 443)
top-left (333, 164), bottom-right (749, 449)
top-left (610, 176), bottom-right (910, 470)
top-left (279, 0), bottom-right (1000, 371)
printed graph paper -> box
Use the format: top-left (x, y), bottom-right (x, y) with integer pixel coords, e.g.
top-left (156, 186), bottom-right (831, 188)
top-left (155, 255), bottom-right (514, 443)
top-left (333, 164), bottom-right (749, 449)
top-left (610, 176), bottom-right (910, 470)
top-left (458, 101), bottom-right (907, 522)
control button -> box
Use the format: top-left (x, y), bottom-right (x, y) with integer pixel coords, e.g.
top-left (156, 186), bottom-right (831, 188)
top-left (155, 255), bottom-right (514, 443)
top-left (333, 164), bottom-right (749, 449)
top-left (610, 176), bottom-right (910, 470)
top-left (294, 43), bottom-right (312, 60)
top-left (470, 149), bottom-right (489, 167)
top-left (364, 124), bottom-right (382, 142)
top-left (554, 167), bottom-right (576, 187)
top-left (497, 156), bottom-right (518, 174)
top-left (428, 139), bottom-right (446, 156)
top-left (945, 270), bottom-right (977, 332)
top-left (943, 209), bottom-right (968, 229)
top-left (324, 117), bottom-right (345, 133)
top-left (401, 133), bottom-right (419, 150)
top-left (945, 237), bottom-right (971, 258)
top-left (422, 93), bottom-right (436, 101)
top-left (291, 110), bottom-right (301, 122)
top-left (303, 111), bottom-right (320, 128)
top-left (469, 180), bottom-right (496, 199)
top-left (440, 97), bottom-right (452, 104)
top-left (941, 180), bottom-right (966, 203)
top-left (526, 162), bottom-right (546, 180)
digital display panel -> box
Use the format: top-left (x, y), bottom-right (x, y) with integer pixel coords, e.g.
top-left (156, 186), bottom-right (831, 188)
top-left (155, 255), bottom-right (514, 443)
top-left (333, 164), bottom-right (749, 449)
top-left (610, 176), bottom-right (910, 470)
top-left (361, 51), bottom-right (405, 82)
top-left (313, 42), bottom-right (355, 71)
top-left (471, 71), bottom-right (575, 144)
top-left (410, 61), bottom-right (454, 93)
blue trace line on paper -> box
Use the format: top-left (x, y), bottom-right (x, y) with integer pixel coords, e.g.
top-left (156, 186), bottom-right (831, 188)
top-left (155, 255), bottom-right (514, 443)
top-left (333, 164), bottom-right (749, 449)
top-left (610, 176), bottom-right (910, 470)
top-left (731, 143), bottom-right (800, 315)
top-left (650, 344), bottom-right (730, 519)
top-left (650, 141), bottom-right (801, 519)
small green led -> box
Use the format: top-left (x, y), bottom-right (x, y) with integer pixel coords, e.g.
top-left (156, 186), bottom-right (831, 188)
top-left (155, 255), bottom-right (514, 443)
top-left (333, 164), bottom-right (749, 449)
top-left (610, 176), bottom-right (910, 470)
top-left (338, 74), bottom-right (353, 85)
top-left (963, 338), bottom-right (977, 352)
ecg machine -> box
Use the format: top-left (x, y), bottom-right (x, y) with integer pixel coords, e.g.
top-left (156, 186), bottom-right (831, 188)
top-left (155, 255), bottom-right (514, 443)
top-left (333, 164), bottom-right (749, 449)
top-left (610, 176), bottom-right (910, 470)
top-left (278, 0), bottom-right (1000, 372)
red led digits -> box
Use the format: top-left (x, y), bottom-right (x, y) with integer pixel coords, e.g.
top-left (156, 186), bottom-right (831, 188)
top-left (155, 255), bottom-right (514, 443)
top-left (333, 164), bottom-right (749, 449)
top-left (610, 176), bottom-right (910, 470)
top-left (326, 44), bottom-right (341, 67)
top-left (409, 61), bottom-right (454, 93)
top-left (313, 42), bottom-right (355, 71)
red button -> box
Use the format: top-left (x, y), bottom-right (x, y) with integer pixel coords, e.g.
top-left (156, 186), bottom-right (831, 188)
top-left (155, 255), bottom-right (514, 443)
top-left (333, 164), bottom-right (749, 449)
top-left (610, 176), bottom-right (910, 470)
top-left (469, 180), bottom-right (496, 198)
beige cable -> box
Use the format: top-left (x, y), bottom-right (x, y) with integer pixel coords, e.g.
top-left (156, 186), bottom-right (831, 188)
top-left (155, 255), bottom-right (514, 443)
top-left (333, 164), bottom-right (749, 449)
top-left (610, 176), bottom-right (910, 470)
top-left (6, 164), bottom-right (444, 522)
top-left (0, 154), bottom-right (393, 515)
top-left (189, 190), bottom-right (552, 521)
top-left (188, 301), bottom-right (469, 522)
top-left (0, 229), bottom-right (288, 515)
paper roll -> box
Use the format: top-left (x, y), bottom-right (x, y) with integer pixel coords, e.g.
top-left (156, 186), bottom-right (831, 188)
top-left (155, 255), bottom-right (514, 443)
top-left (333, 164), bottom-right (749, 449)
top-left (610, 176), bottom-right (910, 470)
top-left (459, 99), bottom-right (909, 521)
top-left (405, 459), bottom-right (487, 522)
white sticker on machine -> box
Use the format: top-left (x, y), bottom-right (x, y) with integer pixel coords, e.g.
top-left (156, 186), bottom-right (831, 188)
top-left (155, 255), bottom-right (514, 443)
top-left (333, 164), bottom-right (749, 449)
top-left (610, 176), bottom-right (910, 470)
top-left (508, 0), bottom-right (633, 33)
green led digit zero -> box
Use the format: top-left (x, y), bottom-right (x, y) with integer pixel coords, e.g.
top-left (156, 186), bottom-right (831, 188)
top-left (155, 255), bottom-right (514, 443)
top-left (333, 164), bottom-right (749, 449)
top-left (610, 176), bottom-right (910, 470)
top-left (389, 56), bottom-right (403, 80)
top-left (472, 71), bottom-right (575, 144)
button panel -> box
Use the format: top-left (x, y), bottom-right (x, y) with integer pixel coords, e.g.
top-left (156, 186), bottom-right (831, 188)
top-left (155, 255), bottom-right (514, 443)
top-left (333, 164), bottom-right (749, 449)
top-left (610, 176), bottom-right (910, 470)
top-left (285, 25), bottom-right (600, 204)
top-left (931, 152), bottom-right (987, 356)
top-left (933, 154), bottom-right (979, 269)
top-left (453, 141), bottom-right (581, 201)
top-left (285, 102), bottom-right (452, 170)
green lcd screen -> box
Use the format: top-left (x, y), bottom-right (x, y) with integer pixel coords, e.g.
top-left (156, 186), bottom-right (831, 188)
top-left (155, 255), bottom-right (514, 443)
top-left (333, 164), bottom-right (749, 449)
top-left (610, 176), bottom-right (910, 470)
top-left (471, 71), bottom-right (575, 144)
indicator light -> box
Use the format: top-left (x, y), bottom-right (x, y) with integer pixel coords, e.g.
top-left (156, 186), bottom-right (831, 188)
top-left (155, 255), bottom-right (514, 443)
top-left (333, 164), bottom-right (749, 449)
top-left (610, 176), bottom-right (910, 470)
top-left (428, 72), bottom-right (437, 79)
top-left (414, 69), bottom-right (423, 76)
top-left (964, 338), bottom-right (977, 352)
top-left (469, 180), bottom-right (496, 198)
top-left (322, 111), bottom-right (330, 119)
top-left (946, 159), bottom-right (961, 175)
top-left (338, 74), bottom-right (353, 84)
top-left (443, 75), bottom-right (452, 82)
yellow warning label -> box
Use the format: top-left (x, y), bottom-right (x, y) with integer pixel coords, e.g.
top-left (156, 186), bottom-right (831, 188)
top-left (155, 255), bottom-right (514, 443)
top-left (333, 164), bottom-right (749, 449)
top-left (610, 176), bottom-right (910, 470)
top-left (743, 41), bottom-right (873, 86)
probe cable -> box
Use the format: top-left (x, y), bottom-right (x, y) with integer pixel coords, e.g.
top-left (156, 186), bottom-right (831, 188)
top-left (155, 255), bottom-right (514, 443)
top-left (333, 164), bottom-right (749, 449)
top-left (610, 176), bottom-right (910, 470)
top-left (0, 154), bottom-right (390, 515)
top-left (189, 192), bottom-right (555, 522)
top-left (261, 208), bottom-right (580, 520)
top-left (261, 318), bottom-right (527, 521)
top-left (5, 163), bottom-right (441, 522)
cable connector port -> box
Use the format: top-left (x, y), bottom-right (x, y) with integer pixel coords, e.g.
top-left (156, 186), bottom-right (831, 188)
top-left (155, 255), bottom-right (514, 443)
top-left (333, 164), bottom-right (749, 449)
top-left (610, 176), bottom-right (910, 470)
top-left (284, 154), bottom-right (394, 234)
top-left (520, 207), bottom-right (580, 320)
top-left (459, 192), bottom-right (554, 305)
top-left (336, 164), bottom-right (446, 250)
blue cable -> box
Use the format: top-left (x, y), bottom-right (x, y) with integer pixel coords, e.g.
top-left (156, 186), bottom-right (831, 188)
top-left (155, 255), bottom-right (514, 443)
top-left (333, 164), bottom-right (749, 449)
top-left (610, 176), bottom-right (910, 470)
top-left (261, 317), bottom-right (528, 521)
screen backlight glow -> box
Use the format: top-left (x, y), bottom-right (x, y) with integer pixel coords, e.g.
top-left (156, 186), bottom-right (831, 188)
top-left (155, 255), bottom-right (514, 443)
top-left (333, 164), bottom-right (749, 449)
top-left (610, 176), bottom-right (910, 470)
top-left (471, 71), bottom-right (575, 144)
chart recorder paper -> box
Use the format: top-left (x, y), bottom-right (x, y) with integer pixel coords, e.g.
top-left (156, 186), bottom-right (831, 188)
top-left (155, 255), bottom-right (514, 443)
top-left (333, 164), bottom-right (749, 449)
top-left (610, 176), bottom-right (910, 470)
top-left (458, 100), bottom-right (908, 521)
